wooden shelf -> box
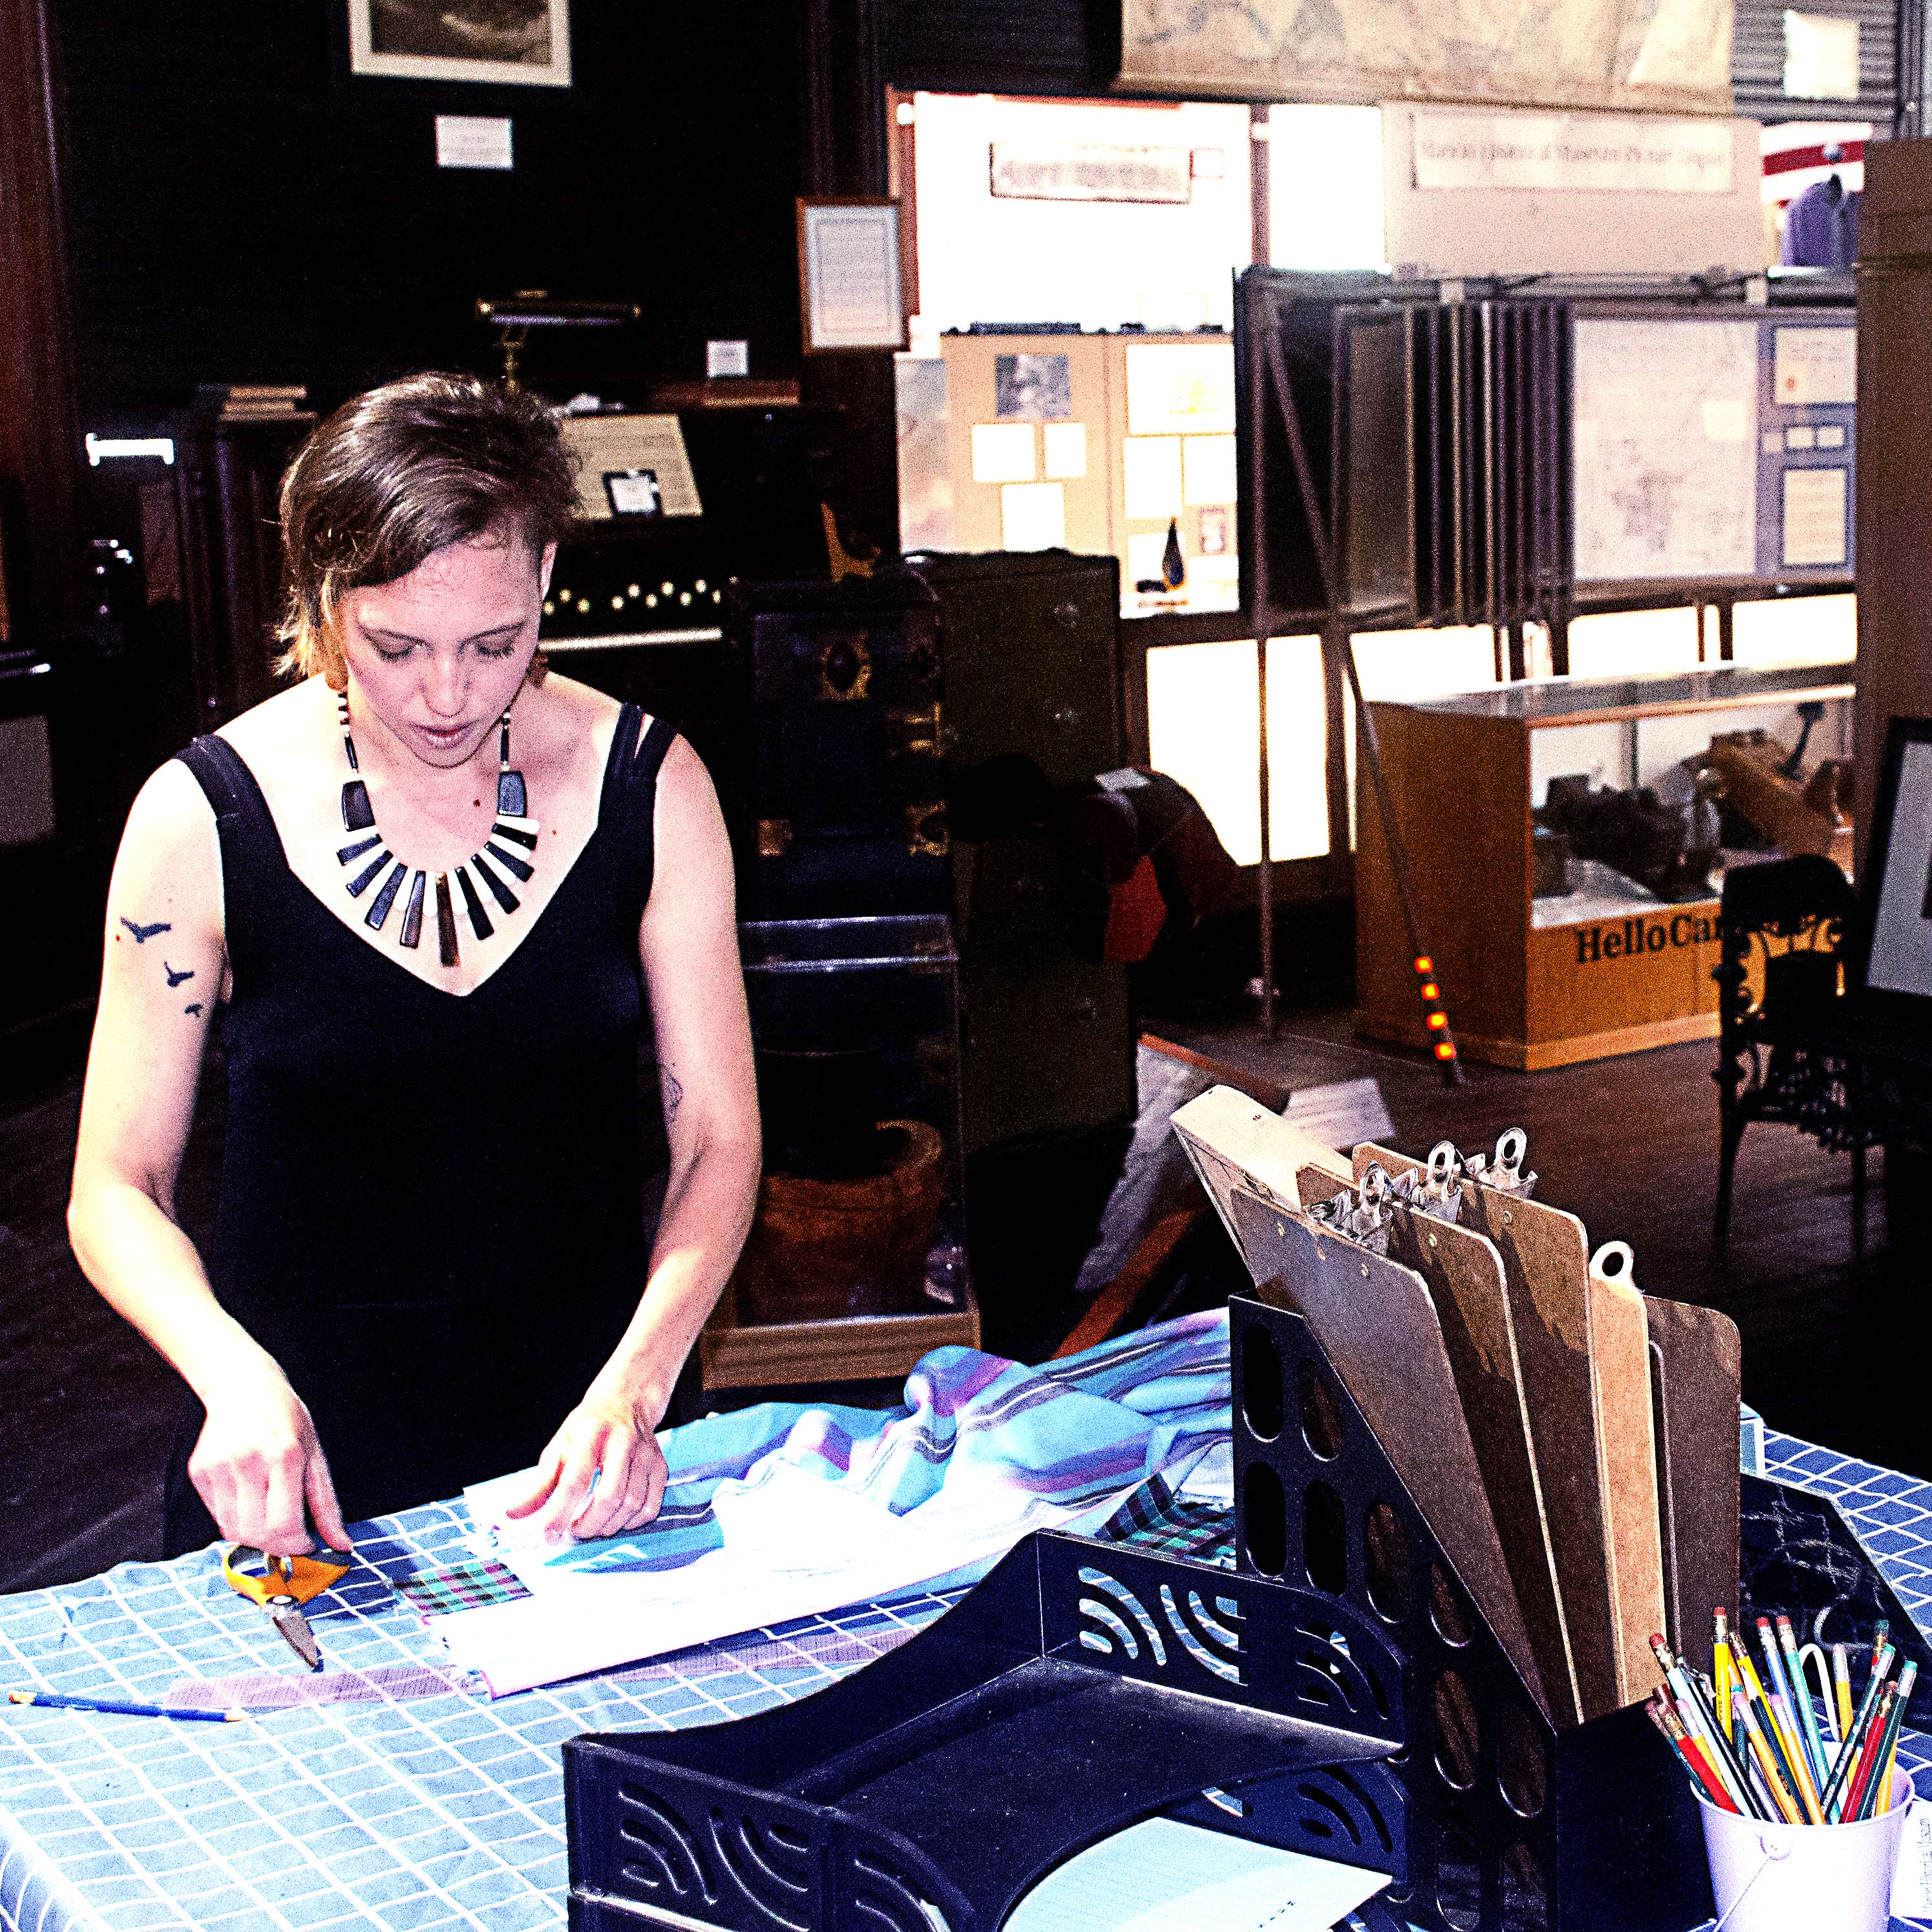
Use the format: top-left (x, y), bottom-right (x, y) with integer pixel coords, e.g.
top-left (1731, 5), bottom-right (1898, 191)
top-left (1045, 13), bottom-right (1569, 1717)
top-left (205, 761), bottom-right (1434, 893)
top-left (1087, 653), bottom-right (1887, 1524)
top-left (700, 1284), bottom-right (979, 1390)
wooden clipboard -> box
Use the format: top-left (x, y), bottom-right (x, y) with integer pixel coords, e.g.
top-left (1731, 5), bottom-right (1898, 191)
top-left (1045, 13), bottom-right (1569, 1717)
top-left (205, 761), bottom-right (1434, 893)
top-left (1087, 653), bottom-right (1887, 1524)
top-left (1349, 1149), bottom-right (1581, 1724)
top-left (1232, 1189), bottom-right (1549, 1719)
top-left (1373, 1158), bottom-right (1626, 1719)
top-left (1170, 1086), bottom-right (1353, 1276)
top-left (1583, 1245), bottom-right (1669, 1707)
top-left (1645, 1294), bottom-right (1743, 1677)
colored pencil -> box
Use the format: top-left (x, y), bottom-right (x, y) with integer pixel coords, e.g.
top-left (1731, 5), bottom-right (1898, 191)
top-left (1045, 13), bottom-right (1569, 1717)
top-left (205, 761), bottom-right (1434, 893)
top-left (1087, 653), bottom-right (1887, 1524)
top-left (1832, 1643), bottom-right (1853, 1742)
top-left (1651, 1637), bottom-right (1754, 1814)
top-left (1843, 1683), bottom-right (1896, 1823)
top-left (1734, 1677), bottom-right (1806, 1824)
top-left (1651, 1699), bottom-right (1738, 1811)
top-left (1819, 1644), bottom-right (1894, 1822)
top-left (8, 1690), bottom-right (246, 1723)
top-left (1714, 1609), bottom-right (1736, 1732)
top-left (1881, 1662), bottom-right (1916, 1814)
top-left (1857, 1662), bottom-right (1915, 1821)
top-left (1777, 1618), bottom-right (1831, 1790)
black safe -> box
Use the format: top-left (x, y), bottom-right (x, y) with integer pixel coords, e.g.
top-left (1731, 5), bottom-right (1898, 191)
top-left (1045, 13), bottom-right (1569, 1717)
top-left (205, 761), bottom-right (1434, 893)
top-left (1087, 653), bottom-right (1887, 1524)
top-left (907, 550), bottom-right (1137, 1155)
top-left (727, 572), bottom-right (948, 921)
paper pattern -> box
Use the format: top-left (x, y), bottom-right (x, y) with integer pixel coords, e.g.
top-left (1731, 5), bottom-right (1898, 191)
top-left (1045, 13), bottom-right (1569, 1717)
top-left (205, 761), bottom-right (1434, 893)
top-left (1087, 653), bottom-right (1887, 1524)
top-left (1004, 1818), bottom-right (1390, 1932)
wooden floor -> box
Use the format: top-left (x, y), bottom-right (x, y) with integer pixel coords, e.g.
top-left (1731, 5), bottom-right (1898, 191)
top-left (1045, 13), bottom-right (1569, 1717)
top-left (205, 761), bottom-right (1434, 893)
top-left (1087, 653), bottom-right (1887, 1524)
top-left (2, 1000), bottom-right (1922, 1594)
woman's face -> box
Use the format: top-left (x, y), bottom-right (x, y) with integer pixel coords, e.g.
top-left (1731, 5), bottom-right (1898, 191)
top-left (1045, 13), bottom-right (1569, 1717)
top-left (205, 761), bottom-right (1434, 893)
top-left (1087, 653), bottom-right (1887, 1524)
top-left (336, 530), bottom-right (556, 770)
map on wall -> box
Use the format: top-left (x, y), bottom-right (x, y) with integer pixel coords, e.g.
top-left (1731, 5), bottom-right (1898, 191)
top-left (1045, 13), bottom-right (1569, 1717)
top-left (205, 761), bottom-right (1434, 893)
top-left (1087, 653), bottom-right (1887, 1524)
top-left (1120, 0), bottom-right (1734, 116)
top-left (1572, 317), bottom-right (1759, 583)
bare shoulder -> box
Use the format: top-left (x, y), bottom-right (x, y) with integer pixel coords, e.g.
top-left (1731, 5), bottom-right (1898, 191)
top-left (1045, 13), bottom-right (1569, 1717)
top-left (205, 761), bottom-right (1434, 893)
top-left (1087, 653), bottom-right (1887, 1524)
top-left (217, 674), bottom-right (326, 766)
top-left (654, 731), bottom-right (724, 826)
top-left (111, 758), bottom-right (223, 947)
top-left (122, 758), bottom-right (217, 867)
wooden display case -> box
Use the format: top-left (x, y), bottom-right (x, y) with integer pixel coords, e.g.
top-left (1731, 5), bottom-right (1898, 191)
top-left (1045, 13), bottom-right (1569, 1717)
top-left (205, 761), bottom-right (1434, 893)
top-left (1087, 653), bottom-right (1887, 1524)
top-left (1355, 661), bottom-right (1855, 1070)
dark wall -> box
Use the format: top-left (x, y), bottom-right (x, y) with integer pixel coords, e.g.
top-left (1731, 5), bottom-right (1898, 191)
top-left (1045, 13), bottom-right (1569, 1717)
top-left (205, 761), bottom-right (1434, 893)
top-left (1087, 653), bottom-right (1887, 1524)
top-left (54, 1), bottom-right (802, 419)
top-left (881, 0), bottom-right (1119, 94)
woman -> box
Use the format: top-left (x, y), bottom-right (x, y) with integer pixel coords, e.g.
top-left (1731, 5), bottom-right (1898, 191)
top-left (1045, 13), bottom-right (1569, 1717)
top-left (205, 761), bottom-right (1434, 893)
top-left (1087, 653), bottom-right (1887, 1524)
top-left (67, 374), bottom-right (760, 1558)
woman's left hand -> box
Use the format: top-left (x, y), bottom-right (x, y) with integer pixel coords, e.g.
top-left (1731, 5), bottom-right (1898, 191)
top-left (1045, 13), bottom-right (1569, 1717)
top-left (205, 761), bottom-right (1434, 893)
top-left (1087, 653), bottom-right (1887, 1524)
top-left (502, 1379), bottom-right (669, 1541)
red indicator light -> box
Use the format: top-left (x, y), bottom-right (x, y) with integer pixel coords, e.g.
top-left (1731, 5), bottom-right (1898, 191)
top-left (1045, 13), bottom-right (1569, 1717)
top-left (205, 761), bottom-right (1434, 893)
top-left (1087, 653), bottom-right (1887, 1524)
top-left (1421, 982), bottom-right (1440, 1002)
top-left (1435, 1040), bottom-right (1457, 1061)
top-left (1427, 1011), bottom-right (1448, 1029)
top-left (1413, 956), bottom-right (1433, 974)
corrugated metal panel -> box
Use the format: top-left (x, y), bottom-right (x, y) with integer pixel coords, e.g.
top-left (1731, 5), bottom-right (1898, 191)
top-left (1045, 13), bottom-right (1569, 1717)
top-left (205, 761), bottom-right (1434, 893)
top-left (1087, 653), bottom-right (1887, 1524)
top-left (1735, 0), bottom-right (1898, 123)
top-left (881, 0), bottom-right (1119, 94)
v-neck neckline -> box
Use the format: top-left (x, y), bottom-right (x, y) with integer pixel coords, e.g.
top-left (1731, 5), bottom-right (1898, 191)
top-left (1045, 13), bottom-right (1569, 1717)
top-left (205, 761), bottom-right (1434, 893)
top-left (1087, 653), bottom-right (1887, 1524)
top-left (208, 705), bottom-right (637, 1002)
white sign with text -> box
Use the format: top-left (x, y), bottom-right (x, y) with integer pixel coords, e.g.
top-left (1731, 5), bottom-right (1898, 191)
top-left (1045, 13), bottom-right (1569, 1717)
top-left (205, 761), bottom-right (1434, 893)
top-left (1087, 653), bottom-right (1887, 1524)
top-left (1413, 111), bottom-right (1734, 194)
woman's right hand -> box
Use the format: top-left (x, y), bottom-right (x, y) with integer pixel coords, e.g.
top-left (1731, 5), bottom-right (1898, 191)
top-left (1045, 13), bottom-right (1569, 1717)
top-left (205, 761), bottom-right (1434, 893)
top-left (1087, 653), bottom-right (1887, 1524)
top-left (187, 1362), bottom-right (351, 1556)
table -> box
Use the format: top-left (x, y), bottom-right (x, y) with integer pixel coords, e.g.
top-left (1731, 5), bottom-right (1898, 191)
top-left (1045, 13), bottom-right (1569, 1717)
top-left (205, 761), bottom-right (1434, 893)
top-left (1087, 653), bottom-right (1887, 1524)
top-left (4, 1426), bottom-right (1931, 1932)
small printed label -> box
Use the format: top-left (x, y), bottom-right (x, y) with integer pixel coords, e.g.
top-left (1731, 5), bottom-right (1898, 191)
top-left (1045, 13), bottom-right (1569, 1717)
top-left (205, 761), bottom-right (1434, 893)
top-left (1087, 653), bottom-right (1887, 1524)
top-left (706, 339), bottom-right (750, 378)
top-left (436, 115), bottom-right (513, 171)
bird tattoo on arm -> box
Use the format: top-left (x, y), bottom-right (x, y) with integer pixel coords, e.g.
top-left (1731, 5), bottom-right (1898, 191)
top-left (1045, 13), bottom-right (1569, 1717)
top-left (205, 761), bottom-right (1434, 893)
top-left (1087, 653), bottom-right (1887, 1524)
top-left (119, 917), bottom-right (172, 944)
top-left (163, 962), bottom-right (195, 987)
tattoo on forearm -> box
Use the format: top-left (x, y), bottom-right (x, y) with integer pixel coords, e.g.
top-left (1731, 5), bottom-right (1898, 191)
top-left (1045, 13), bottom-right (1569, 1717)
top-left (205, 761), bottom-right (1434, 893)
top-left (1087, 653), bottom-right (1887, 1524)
top-left (661, 1068), bottom-right (683, 1122)
top-left (118, 916), bottom-right (171, 943)
top-left (183, 1004), bottom-right (204, 1018)
top-left (164, 961), bottom-right (194, 987)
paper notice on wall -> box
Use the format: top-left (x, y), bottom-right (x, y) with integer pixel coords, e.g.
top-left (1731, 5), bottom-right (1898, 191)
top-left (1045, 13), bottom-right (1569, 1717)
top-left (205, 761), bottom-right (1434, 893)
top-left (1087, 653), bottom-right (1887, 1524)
top-left (1410, 111), bottom-right (1734, 193)
top-left (1126, 343), bottom-right (1236, 435)
top-left (1123, 435), bottom-right (1185, 519)
top-left (1782, 466), bottom-right (1849, 568)
top-left (1127, 531), bottom-right (1170, 585)
top-left (1783, 10), bottom-right (1860, 101)
top-left (971, 422), bottom-right (1036, 485)
top-left (1774, 326), bottom-right (1856, 406)
top-left (1043, 421), bottom-right (1089, 480)
top-left (1000, 480), bottom-right (1068, 551)
top-left (1183, 433), bottom-right (1238, 505)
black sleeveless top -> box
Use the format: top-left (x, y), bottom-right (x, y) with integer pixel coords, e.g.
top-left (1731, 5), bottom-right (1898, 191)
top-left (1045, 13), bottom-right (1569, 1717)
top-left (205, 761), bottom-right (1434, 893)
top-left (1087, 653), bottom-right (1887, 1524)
top-left (163, 704), bottom-right (676, 1552)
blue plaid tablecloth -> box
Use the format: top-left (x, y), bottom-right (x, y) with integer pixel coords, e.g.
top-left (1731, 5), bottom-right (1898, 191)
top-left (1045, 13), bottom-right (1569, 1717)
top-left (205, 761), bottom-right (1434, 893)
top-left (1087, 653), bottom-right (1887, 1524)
top-left (3, 1426), bottom-right (1929, 1932)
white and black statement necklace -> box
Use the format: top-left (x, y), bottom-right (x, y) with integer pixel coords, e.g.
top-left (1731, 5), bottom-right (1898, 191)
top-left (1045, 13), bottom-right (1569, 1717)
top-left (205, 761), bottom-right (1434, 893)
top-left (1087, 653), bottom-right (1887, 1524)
top-left (335, 694), bottom-right (540, 968)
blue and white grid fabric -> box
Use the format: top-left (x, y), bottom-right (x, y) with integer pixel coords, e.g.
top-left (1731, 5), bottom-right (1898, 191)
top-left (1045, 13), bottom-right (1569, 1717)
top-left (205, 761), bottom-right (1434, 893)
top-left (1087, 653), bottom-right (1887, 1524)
top-left (1, 1307), bottom-right (1929, 1932)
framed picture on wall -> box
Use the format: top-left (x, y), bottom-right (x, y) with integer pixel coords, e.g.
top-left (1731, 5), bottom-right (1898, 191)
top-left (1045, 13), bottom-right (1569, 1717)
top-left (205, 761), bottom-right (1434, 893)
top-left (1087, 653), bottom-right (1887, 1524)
top-left (796, 199), bottom-right (907, 354)
top-left (347, 0), bottom-right (572, 88)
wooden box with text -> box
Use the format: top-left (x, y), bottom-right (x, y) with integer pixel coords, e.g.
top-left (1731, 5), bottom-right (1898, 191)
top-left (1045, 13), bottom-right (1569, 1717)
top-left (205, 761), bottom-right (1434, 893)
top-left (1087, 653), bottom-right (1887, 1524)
top-left (1355, 661), bottom-right (1854, 1069)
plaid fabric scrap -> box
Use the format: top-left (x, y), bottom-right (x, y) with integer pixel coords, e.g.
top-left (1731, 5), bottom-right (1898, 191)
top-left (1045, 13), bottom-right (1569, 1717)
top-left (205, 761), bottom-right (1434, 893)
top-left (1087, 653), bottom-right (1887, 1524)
top-left (391, 1556), bottom-right (531, 1614)
top-left (1091, 1472), bottom-right (1235, 1567)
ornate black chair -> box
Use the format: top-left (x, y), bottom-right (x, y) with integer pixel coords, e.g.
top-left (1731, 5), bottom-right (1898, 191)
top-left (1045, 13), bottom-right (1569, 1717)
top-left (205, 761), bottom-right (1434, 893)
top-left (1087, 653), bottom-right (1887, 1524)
top-left (1713, 854), bottom-right (1883, 1244)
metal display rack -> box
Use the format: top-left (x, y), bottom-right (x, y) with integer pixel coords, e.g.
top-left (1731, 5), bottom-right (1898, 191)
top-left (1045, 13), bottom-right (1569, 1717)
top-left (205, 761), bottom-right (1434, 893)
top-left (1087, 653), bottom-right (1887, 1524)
top-left (1231, 266), bottom-right (1855, 1052)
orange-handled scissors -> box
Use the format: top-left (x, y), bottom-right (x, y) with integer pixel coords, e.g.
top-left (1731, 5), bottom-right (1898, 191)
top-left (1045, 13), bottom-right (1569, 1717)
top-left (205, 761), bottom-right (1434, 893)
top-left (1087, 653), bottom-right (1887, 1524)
top-left (222, 1547), bottom-right (354, 1671)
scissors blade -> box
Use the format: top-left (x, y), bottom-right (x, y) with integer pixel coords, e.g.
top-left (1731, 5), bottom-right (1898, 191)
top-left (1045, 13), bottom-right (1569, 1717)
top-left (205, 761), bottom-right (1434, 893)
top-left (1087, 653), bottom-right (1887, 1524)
top-left (269, 1600), bottom-right (323, 1671)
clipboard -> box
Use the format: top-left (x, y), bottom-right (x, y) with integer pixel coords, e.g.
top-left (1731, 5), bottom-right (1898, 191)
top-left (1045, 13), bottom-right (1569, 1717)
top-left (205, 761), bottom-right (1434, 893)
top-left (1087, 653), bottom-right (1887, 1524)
top-left (1583, 1243), bottom-right (1669, 1708)
top-left (1231, 1190), bottom-right (1549, 1719)
top-left (1644, 1293), bottom-right (1743, 1677)
top-left (1170, 1087), bottom-right (1353, 1275)
top-left (1346, 1152), bottom-right (1582, 1724)
top-left (1360, 1146), bottom-right (1626, 1720)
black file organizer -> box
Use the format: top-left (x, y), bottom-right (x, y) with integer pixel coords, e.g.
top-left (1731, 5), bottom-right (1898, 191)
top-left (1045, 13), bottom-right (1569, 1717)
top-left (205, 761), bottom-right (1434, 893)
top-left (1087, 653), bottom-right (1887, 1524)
top-left (562, 1286), bottom-right (1724, 1932)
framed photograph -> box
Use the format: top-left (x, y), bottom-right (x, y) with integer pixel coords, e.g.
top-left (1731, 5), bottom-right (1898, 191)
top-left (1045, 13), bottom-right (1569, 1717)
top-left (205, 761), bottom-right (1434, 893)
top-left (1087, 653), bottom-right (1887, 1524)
top-left (348, 0), bottom-right (572, 88)
top-left (797, 199), bottom-right (906, 355)
top-left (1855, 716), bottom-right (1932, 1007)
top-left (603, 469), bottom-right (661, 517)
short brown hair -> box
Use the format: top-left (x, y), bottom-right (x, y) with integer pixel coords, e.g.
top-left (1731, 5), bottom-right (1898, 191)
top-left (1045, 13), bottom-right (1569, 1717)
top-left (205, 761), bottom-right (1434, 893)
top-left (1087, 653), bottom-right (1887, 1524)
top-left (275, 373), bottom-right (577, 687)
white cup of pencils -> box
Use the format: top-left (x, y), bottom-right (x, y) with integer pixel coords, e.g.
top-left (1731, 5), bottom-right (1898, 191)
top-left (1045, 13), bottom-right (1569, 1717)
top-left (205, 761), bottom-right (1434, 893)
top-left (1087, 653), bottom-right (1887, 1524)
top-left (1648, 1611), bottom-right (1917, 1932)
